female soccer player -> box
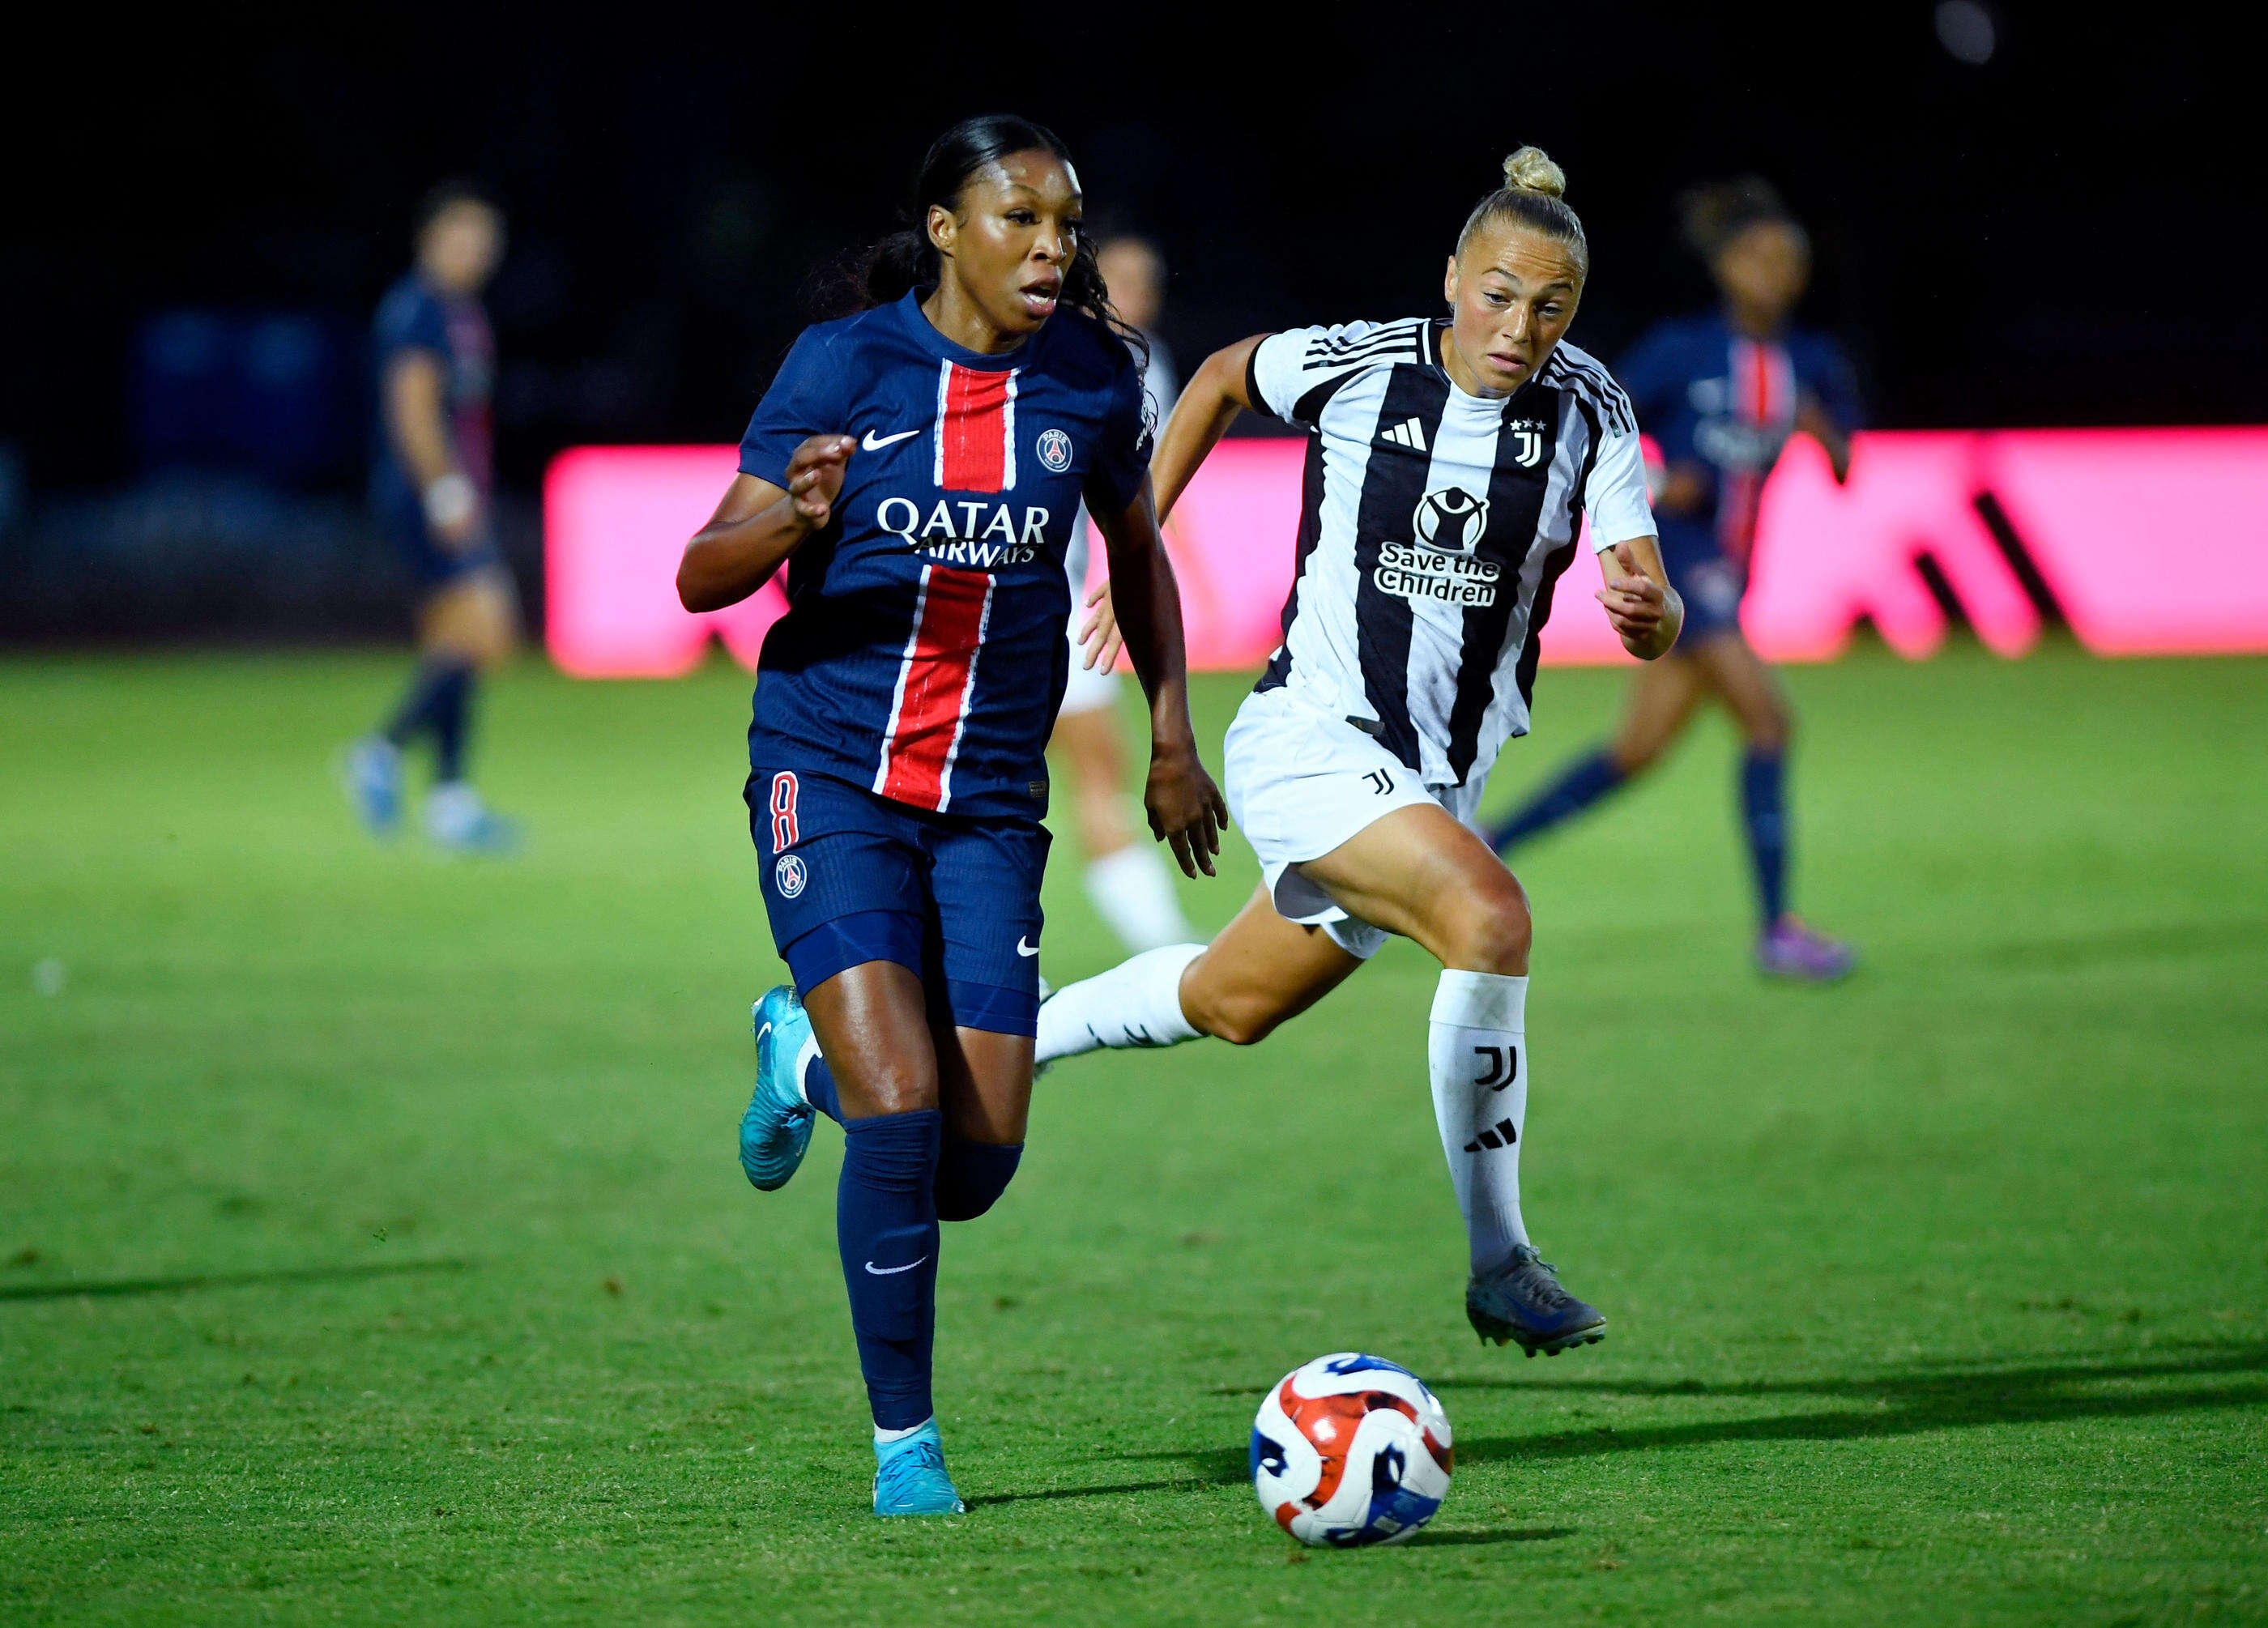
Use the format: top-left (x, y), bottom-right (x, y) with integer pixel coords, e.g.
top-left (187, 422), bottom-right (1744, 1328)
top-left (346, 183), bottom-right (520, 853)
top-left (1040, 148), bottom-right (1676, 1360)
top-left (1486, 178), bottom-right (1858, 979)
top-left (679, 115), bottom-right (1226, 1515)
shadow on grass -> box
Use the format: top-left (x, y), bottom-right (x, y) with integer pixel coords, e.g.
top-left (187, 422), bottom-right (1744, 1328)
top-left (1134, 1344), bottom-right (2268, 1488)
top-left (1405, 1527), bottom-right (1575, 1546)
top-left (969, 1477), bottom-right (1223, 1508)
top-left (0, 1258), bottom-right (471, 1303)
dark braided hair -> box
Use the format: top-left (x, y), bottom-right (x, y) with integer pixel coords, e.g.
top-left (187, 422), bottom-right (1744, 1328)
top-left (833, 114), bottom-right (1144, 365)
top-left (1678, 176), bottom-right (1807, 262)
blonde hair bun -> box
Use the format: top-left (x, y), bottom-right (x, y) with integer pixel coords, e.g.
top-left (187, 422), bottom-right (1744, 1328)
top-left (1500, 146), bottom-right (1567, 198)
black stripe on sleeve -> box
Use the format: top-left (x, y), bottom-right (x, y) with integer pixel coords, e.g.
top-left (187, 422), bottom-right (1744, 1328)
top-left (1244, 341), bottom-right (1276, 420)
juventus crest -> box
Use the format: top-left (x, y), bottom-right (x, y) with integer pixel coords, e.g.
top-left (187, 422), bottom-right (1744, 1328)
top-left (1505, 418), bottom-right (1548, 469)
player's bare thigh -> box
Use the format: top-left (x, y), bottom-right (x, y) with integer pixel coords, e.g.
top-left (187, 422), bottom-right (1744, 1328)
top-left (1048, 706), bottom-right (1135, 856)
top-left (1178, 884), bottom-right (1364, 1046)
top-left (1298, 803), bottom-right (1532, 975)
top-left (936, 1026), bottom-right (1034, 1144)
top-left (1609, 649), bottom-right (1711, 775)
top-left (1688, 629), bottom-right (1790, 750)
top-left (417, 565), bottom-right (520, 669)
top-left (801, 960), bottom-right (940, 1119)
top-left (800, 958), bottom-right (1035, 1141)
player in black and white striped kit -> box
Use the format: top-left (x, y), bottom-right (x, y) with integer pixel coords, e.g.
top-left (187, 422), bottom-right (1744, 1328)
top-left (1038, 148), bottom-right (1682, 1356)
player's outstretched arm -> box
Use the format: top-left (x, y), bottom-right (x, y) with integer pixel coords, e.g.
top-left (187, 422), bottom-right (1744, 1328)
top-left (1597, 535), bottom-right (1684, 660)
top-left (1150, 335), bottom-right (1268, 522)
top-left (676, 434), bottom-right (854, 612)
top-left (1092, 482), bottom-right (1230, 879)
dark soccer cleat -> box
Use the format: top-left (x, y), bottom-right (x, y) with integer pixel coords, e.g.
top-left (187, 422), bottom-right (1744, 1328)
top-left (739, 986), bottom-right (815, 1191)
top-left (1465, 1243), bottom-right (1607, 1357)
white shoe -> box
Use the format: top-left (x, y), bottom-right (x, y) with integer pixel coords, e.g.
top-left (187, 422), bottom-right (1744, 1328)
top-left (424, 782), bottom-right (520, 854)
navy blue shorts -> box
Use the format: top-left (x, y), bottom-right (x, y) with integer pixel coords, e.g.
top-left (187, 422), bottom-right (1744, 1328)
top-left (1660, 531), bottom-right (1749, 647)
top-left (379, 492), bottom-right (505, 594)
top-left (748, 767), bottom-right (1047, 1036)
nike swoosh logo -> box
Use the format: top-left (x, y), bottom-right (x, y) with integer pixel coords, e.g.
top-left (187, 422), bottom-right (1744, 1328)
top-left (860, 428), bottom-right (921, 451)
top-left (1016, 936), bottom-right (1039, 957)
top-left (863, 1256), bottom-right (927, 1276)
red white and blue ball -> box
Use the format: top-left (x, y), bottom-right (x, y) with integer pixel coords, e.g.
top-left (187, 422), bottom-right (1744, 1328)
top-left (1251, 1353), bottom-right (1454, 1546)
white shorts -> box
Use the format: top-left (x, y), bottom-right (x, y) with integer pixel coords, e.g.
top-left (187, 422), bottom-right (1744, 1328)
top-left (1057, 628), bottom-right (1122, 718)
top-left (1223, 686), bottom-right (1486, 960)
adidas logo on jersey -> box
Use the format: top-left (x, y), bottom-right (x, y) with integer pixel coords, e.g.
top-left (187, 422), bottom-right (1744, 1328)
top-left (1381, 416), bottom-right (1429, 452)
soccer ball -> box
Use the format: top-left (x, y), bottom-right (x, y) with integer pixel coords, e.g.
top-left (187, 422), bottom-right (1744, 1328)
top-left (1250, 1353), bottom-right (1454, 1546)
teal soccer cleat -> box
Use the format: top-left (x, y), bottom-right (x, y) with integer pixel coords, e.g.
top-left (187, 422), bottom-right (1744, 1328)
top-left (342, 736), bottom-right (403, 837)
top-left (872, 1421), bottom-right (966, 1516)
top-left (739, 986), bottom-right (815, 1191)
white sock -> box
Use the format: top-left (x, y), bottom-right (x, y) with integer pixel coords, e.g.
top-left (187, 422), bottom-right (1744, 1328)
top-left (873, 1417), bottom-right (931, 1445)
top-left (793, 1032), bottom-right (822, 1106)
top-left (1085, 844), bottom-right (1194, 953)
top-left (1427, 970), bottom-right (1531, 1274)
top-left (1035, 943), bottom-right (1204, 1065)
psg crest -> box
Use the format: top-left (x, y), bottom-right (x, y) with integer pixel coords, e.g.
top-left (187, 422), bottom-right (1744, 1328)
top-left (1036, 428), bottom-right (1073, 472)
top-left (774, 853), bottom-right (808, 899)
top-left (1412, 487), bottom-right (1490, 554)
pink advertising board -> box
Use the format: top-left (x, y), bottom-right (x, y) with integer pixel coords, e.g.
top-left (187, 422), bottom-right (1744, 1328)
top-left (544, 428), bottom-right (2268, 677)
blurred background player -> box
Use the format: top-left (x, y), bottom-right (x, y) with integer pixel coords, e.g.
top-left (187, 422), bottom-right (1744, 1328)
top-left (344, 183), bottom-right (521, 853)
top-left (1049, 233), bottom-right (1196, 952)
top-left (1486, 177), bottom-right (1857, 978)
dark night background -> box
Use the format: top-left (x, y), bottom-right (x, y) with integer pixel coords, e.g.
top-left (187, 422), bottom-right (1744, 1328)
top-left (0, 3), bottom-right (2259, 635)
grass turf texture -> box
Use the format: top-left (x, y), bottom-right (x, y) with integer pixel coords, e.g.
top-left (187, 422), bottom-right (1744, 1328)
top-left (2, 643), bottom-right (2264, 1627)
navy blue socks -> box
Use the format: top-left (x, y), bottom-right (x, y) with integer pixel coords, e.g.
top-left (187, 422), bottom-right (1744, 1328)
top-left (1740, 748), bottom-right (1788, 926)
top-left (837, 1108), bottom-right (941, 1432)
top-left (802, 1053), bottom-right (843, 1124)
top-left (1489, 747), bottom-right (1627, 853)
top-left (934, 1136), bottom-right (1023, 1222)
top-left (805, 1055), bottom-right (1021, 1220)
top-left (384, 658), bottom-right (475, 782)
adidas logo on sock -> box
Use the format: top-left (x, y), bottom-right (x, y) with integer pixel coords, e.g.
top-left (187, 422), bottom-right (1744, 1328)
top-left (1464, 1118), bottom-right (1518, 1153)
top-left (1382, 416), bottom-right (1428, 452)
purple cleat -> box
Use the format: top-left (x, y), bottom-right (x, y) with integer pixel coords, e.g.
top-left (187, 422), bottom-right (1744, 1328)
top-left (1756, 916), bottom-right (1857, 982)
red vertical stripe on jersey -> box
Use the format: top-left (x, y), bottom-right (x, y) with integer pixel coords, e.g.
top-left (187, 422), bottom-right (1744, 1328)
top-left (875, 564), bottom-right (995, 811)
top-left (1745, 337), bottom-right (1774, 424)
top-left (935, 363), bottom-right (1014, 492)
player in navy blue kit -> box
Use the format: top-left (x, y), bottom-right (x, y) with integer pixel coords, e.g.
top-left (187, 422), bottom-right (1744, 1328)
top-left (346, 183), bottom-right (520, 853)
top-left (1486, 178), bottom-right (1858, 978)
top-left (677, 116), bottom-right (1226, 1516)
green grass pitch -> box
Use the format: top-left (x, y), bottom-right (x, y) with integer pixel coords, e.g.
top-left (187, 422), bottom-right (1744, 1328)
top-left (3, 643), bottom-right (2265, 1626)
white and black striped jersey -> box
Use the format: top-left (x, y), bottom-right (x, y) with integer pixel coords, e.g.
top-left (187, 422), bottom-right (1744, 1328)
top-left (1243, 318), bottom-right (1654, 791)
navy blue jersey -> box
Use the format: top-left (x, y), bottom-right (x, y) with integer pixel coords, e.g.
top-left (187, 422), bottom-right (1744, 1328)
top-left (370, 273), bottom-right (494, 508)
top-left (1617, 314), bottom-right (1858, 563)
top-left (740, 291), bottom-right (1151, 819)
